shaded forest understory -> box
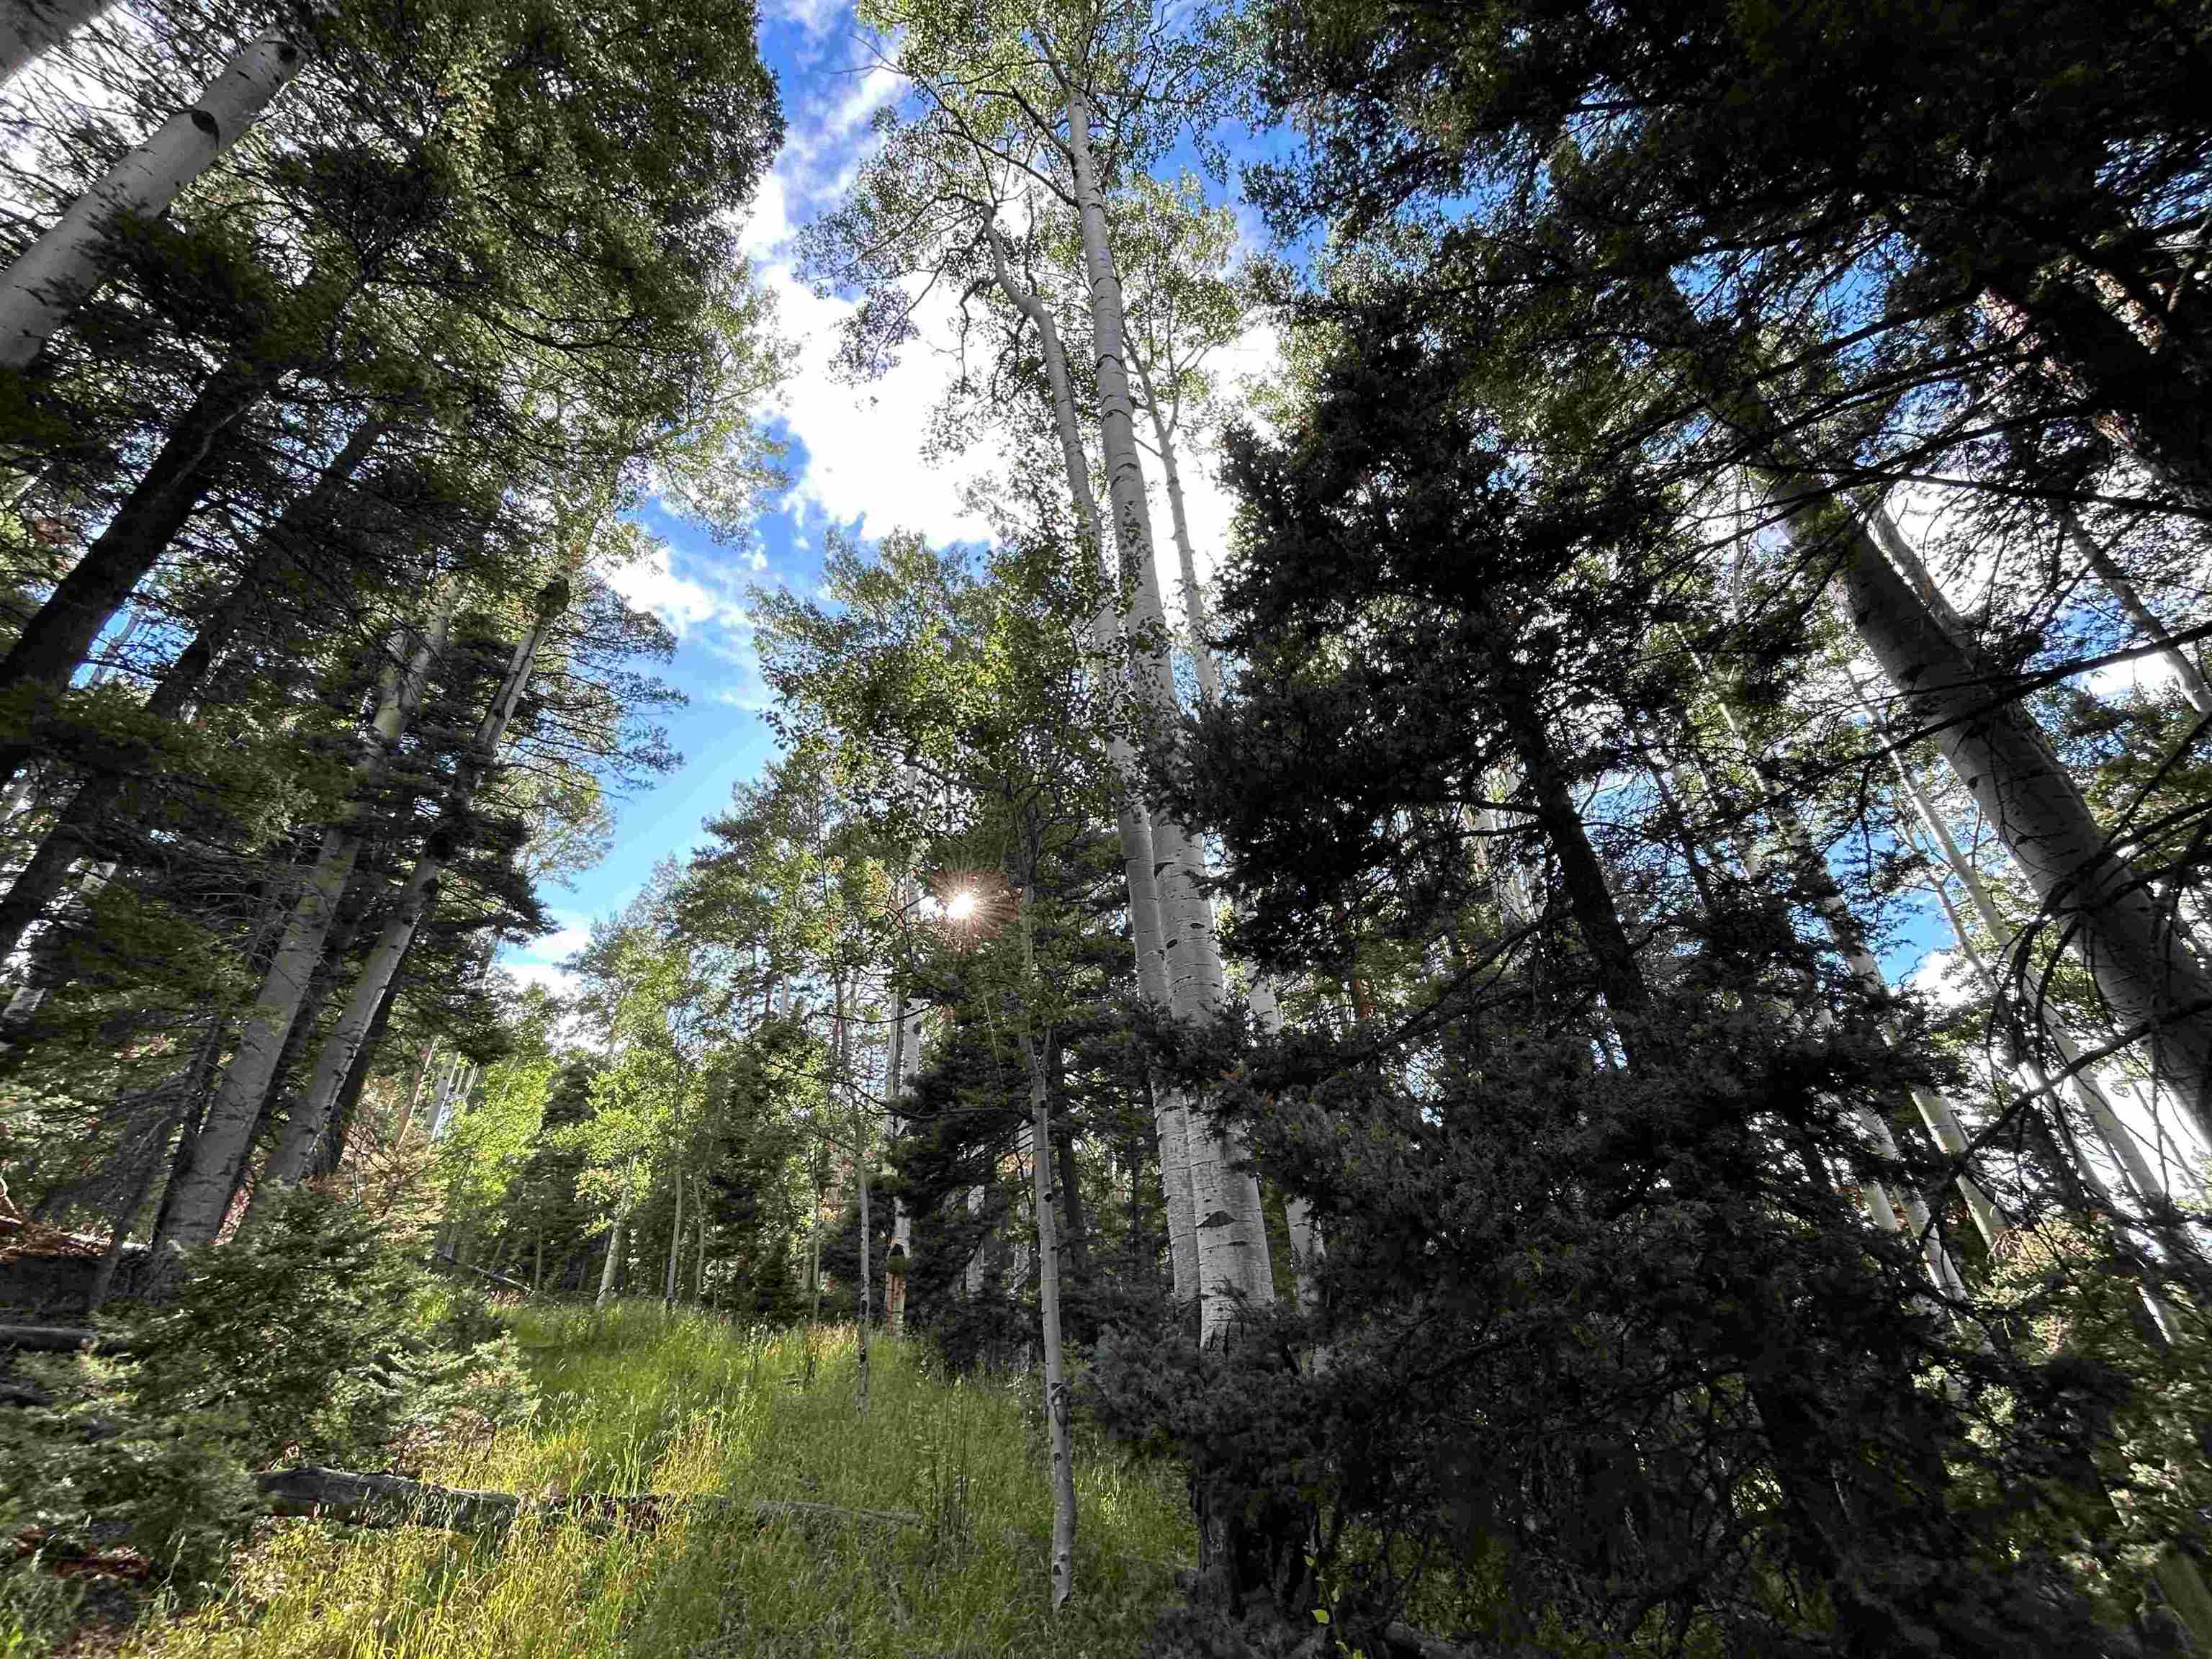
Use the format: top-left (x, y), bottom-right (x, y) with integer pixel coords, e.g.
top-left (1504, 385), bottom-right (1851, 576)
top-left (9, 0), bottom-right (2212, 1655)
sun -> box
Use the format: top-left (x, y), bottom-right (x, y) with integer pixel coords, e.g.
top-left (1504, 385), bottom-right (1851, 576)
top-left (944, 889), bottom-right (979, 922)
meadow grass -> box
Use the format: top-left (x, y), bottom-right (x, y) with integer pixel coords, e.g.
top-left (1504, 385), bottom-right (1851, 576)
top-left (128, 1303), bottom-right (1195, 1658)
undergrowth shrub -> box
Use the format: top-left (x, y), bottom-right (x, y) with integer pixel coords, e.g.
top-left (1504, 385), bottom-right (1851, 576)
top-left (0, 1189), bottom-right (539, 1622)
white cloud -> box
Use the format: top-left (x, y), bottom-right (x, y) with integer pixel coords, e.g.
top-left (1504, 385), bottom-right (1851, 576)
top-left (1904, 947), bottom-right (1975, 1010)
top-left (763, 265), bottom-right (990, 544)
top-left (749, 549), bottom-right (770, 572)
top-left (607, 544), bottom-right (724, 634)
top-left (606, 541), bottom-right (761, 641)
top-left (503, 961), bottom-right (583, 1002)
top-left (739, 168), bottom-right (792, 259)
top-left (518, 924), bottom-right (590, 964)
top-left (2084, 649), bottom-right (2185, 701)
top-left (828, 64), bottom-right (905, 137)
top-left (764, 0), bottom-right (844, 34)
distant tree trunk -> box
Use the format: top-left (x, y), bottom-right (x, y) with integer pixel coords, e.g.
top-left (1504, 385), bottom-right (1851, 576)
top-left (1248, 979), bottom-right (1323, 1313)
top-left (1051, 1118), bottom-right (1090, 1287)
top-left (160, 595), bottom-right (452, 1254)
top-left (88, 1023), bottom-right (221, 1310)
top-left (391, 1039), bottom-right (439, 1147)
top-left (692, 1174), bottom-right (707, 1303)
top-left (884, 991), bottom-right (912, 1336)
top-left (2060, 508), bottom-right (2212, 716)
top-left (0, 0), bottom-right (113, 82)
top-left (596, 1210), bottom-right (625, 1308)
top-left (0, 416), bottom-right (389, 963)
top-left (0, 364), bottom-right (274, 793)
top-left (962, 1184), bottom-right (984, 1298)
top-left (1814, 498), bottom-right (2212, 1145)
top-left (663, 1166), bottom-right (683, 1312)
top-left (1129, 344), bottom-right (1223, 705)
top-left (0, 29), bottom-right (308, 367)
top-left (251, 584), bottom-right (564, 1218)
top-left (984, 228), bottom-right (1201, 1310)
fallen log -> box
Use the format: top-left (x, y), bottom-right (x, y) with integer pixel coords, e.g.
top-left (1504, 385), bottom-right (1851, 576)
top-left (1381, 1621), bottom-right (1542, 1659)
top-left (254, 1466), bottom-right (924, 1537)
top-left (0, 1324), bottom-right (129, 1353)
top-left (428, 1256), bottom-right (533, 1295)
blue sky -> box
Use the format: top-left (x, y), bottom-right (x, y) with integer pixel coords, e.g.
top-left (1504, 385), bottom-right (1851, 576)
top-left (505, 1), bottom-right (1277, 993)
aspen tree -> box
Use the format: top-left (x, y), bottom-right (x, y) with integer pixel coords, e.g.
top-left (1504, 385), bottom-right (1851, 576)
top-left (156, 585), bottom-right (457, 1254)
top-left (0, 0), bottom-right (111, 82)
top-left (1818, 500), bottom-right (2212, 1143)
top-left (253, 580), bottom-right (571, 1213)
top-left (0, 29), bottom-right (307, 366)
top-left (984, 227), bottom-right (1201, 1305)
top-left (1065, 88), bottom-right (1272, 1336)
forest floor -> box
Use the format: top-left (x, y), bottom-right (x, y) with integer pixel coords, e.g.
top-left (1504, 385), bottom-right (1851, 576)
top-left (122, 1303), bottom-right (1195, 1658)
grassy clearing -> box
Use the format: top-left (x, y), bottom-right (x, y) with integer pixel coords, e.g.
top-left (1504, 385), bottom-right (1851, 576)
top-left (124, 1304), bottom-right (1192, 1658)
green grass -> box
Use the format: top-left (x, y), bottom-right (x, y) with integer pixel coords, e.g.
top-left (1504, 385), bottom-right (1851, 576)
top-left (126, 1304), bottom-right (1192, 1658)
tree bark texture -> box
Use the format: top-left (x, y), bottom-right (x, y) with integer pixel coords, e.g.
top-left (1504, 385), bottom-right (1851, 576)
top-left (161, 597), bottom-right (451, 1251)
top-left (1810, 495), bottom-right (2212, 1144)
top-left (0, 0), bottom-right (112, 82)
top-left (984, 228), bottom-right (1201, 1308)
top-left (0, 416), bottom-right (388, 963)
top-left (0, 30), bottom-right (307, 366)
top-left (1064, 94), bottom-right (1272, 1334)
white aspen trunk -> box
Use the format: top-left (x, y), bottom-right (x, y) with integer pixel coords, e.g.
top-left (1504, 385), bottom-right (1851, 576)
top-left (428, 1056), bottom-right (467, 1141)
top-left (1009, 1121), bottom-right (1033, 1293)
top-left (664, 1166), bottom-right (683, 1309)
top-left (1689, 713), bottom-right (2009, 1254)
top-left (159, 597), bottom-right (451, 1251)
top-left (0, 0), bottom-right (111, 83)
top-left (2061, 508), bottom-right (2212, 716)
top-left (884, 985), bottom-right (910, 1338)
top-left (693, 1173), bottom-right (707, 1303)
top-left (1248, 977), bottom-right (1323, 1313)
top-left (390, 1038), bottom-right (439, 1146)
top-left (1847, 1088), bottom-right (1969, 1300)
top-left (1845, 662), bottom-right (2209, 1205)
top-left (986, 228), bottom-right (1199, 1305)
top-left (1896, 757), bottom-right (2196, 1208)
top-left (596, 1208), bottom-right (626, 1308)
top-left (1064, 96), bottom-right (1272, 1333)
top-left (1021, 1028), bottom-right (1076, 1609)
top-left (963, 1183), bottom-right (985, 1296)
top-left (250, 591), bottom-right (560, 1214)
top-left (0, 30), bottom-right (307, 365)
top-left (1800, 495), bottom-right (2212, 1143)
top-left (1129, 344), bottom-right (1223, 704)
